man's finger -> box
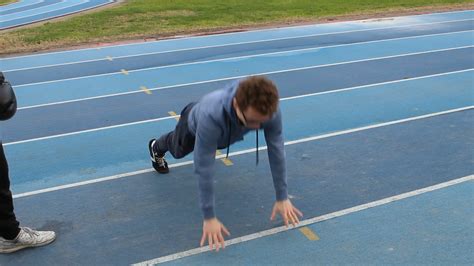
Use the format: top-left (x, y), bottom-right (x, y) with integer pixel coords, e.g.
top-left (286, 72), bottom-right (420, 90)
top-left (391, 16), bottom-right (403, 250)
top-left (221, 224), bottom-right (231, 236)
top-left (294, 207), bottom-right (304, 217)
top-left (283, 215), bottom-right (289, 227)
top-left (270, 208), bottom-right (276, 221)
top-left (200, 231), bottom-right (206, 247)
top-left (213, 234), bottom-right (220, 252)
top-left (289, 210), bottom-right (299, 224)
top-left (288, 211), bottom-right (296, 227)
top-left (290, 211), bottom-right (300, 225)
top-left (294, 211), bottom-right (301, 224)
top-left (218, 233), bottom-right (226, 249)
top-left (208, 233), bottom-right (213, 251)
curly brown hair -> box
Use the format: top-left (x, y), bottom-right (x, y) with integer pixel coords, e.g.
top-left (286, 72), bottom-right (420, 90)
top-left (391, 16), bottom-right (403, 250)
top-left (235, 76), bottom-right (279, 115)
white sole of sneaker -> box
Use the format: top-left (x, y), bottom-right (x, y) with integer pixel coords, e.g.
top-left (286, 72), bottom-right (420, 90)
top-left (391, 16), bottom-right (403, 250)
top-left (0, 237), bottom-right (56, 253)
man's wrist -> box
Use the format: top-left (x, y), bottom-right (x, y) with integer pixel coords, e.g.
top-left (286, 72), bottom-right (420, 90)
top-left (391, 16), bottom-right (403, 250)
top-left (275, 190), bottom-right (288, 201)
top-left (202, 207), bottom-right (216, 220)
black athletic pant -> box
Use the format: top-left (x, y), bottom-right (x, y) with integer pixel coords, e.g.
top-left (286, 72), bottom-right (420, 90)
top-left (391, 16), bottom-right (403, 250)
top-left (0, 142), bottom-right (20, 240)
top-left (155, 103), bottom-right (197, 159)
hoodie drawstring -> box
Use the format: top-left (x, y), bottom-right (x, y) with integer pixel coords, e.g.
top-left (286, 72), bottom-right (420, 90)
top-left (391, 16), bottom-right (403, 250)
top-left (256, 129), bottom-right (259, 165)
top-left (225, 116), bottom-right (259, 166)
top-left (226, 118), bottom-right (231, 159)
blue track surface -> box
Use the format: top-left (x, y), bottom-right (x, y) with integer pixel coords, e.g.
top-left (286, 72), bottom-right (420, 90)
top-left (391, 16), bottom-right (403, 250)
top-left (5, 47), bottom-right (473, 143)
top-left (6, 109), bottom-right (474, 265)
top-left (5, 20), bottom-right (473, 85)
top-left (5, 70), bottom-right (474, 194)
top-left (0, 0), bottom-right (114, 30)
top-left (0, 10), bottom-right (472, 265)
top-left (169, 181), bottom-right (474, 265)
top-left (2, 10), bottom-right (473, 70)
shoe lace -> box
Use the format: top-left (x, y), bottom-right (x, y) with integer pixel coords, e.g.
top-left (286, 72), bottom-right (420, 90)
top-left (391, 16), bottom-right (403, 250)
top-left (22, 227), bottom-right (40, 238)
top-left (156, 157), bottom-right (167, 168)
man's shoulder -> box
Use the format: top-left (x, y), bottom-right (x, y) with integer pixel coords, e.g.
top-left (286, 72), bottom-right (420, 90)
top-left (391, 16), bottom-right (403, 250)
top-left (201, 88), bottom-right (226, 103)
top-left (197, 90), bottom-right (226, 115)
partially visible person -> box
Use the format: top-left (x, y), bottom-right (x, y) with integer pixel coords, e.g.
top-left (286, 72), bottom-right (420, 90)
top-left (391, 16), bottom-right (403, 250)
top-left (0, 72), bottom-right (56, 253)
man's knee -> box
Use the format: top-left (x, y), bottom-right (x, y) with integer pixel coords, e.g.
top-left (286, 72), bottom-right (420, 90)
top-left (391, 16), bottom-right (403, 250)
top-left (171, 149), bottom-right (189, 159)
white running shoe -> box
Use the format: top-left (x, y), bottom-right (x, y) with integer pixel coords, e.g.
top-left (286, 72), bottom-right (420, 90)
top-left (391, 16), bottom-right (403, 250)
top-left (0, 227), bottom-right (56, 253)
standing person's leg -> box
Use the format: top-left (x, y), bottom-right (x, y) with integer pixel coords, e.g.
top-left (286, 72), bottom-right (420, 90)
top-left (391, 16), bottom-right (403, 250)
top-left (149, 103), bottom-right (197, 174)
top-left (0, 142), bottom-right (56, 253)
top-left (0, 142), bottom-right (20, 240)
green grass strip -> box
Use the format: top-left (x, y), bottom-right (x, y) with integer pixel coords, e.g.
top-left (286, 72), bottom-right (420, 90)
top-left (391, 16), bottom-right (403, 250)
top-left (0, 0), bottom-right (472, 55)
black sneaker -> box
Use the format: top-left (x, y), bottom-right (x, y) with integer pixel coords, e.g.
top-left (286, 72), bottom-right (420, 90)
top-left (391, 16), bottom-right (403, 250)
top-left (149, 139), bottom-right (169, 174)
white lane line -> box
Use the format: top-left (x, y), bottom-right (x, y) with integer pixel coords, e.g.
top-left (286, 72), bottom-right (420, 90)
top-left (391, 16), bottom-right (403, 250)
top-left (4, 19), bottom-right (472, 72)
top-left (16, 45), bottom-right (474, 111)
top-left (7, 69), bottom-right (473, 146)
top-left (14, 29), bottom-right (474, 87)
top-left (3, 9), bottom-right (473, 60)
top-left (5, 115), bottom-right (178, 146)
top-left (133, 175), bottom-right (474, 265)
top-left (12, 106), bottom-right (473, 199)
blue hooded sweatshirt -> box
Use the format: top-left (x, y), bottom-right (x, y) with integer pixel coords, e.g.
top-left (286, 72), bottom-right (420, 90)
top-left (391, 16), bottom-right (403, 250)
top-left (188, 80), bottom-right (288, 219)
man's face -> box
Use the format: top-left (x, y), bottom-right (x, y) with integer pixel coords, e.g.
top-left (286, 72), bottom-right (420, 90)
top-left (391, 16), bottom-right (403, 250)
top-left (233, 98), bottom-right (271, 129)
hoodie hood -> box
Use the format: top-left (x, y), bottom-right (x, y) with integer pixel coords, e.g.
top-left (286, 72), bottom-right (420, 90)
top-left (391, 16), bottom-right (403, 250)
top-left (222, 79), bottom-right (241, 125)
